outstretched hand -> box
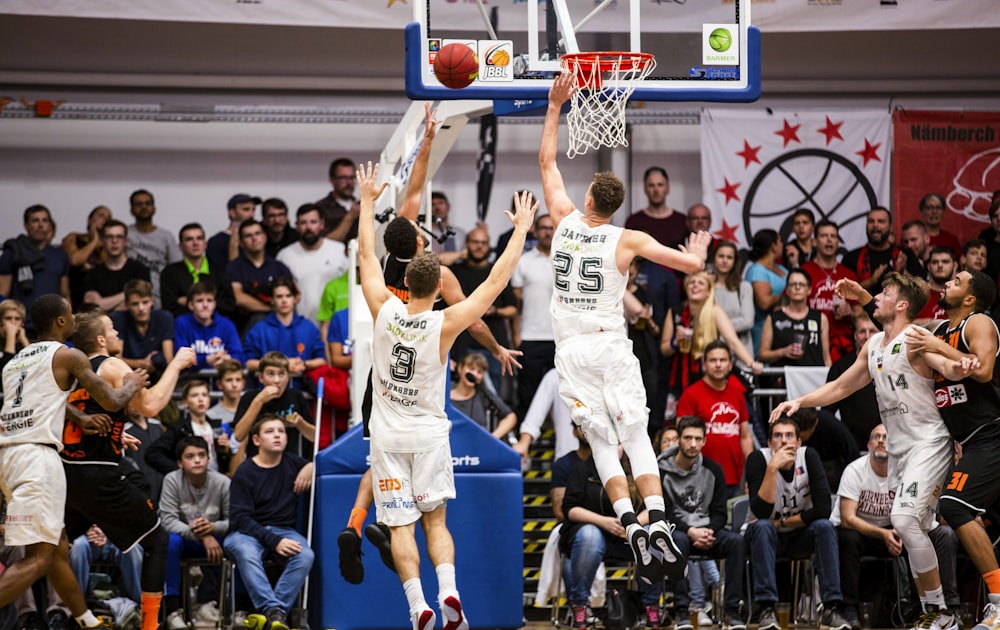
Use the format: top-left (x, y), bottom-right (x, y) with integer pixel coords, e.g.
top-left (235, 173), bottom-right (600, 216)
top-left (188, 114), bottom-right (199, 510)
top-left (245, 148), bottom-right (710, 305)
top-left (769, 399), bottom-right (800, 424)
top-left (356, 161), bottom-right (389, 203)
top-left (422, 102), bottom-right (440, 139)
top-left (548, 71), bottom-right (577, 107)
top-left (506, 190), bottom-right (539, 234)
top-left (492, 346), bottom-right (524, 375)
top-left (681, 231), bottom-right (712, 267)
top-left (835, 278), bottom-right (872, 306)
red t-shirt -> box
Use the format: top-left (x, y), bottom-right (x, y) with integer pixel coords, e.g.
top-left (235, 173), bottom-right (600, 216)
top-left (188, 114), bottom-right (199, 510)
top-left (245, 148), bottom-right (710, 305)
top-left (676, 376), bottom-right (748, 485)
top-left (917, 287), bottom-right (947, 321)
top-left (928, 230), bottom-right (962, 260)
top-left (801, 260), bottom-right (859, 363)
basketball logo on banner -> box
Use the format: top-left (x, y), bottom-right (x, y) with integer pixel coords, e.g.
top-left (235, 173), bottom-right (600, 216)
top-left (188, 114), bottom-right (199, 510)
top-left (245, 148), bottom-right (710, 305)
top-left (701, 110), bottom-right (892, 252)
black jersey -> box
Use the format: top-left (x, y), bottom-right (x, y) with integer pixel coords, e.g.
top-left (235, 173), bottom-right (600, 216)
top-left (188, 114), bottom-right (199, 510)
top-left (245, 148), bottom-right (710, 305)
top-left (383, 255), bottom-right (446, 310)
top-left (932, 313), bottom-right (1000, 442)
top-left (63, 355), bottom-right (128, 464)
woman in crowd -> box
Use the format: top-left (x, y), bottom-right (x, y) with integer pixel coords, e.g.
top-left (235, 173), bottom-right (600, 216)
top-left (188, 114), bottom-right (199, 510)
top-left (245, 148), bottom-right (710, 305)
top-left (709, 241), bottom-right (754, 354)
top-left (744, 229), bottom-right (788, 354)
top-left (757, 268), bottom-right (831, 368)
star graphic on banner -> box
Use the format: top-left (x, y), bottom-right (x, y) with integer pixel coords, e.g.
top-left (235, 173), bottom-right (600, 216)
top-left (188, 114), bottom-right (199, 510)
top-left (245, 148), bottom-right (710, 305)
top-left (774, 119), bottom-right (801, 147)
top-left (713, 219), bottom-right (740, 243)
top-left (817, 116), bottom-right (844, 146)
top-left (736, 140), bottom-right (762, 169)
top-left (856, 138), bottom-right (882, 166)
top-left (716, 178), bottom-right (741, 205)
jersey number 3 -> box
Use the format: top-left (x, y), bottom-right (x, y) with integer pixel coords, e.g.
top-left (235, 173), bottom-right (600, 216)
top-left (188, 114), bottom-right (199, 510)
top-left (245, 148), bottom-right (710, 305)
top-left (390, 344), bottom-right (416, 383)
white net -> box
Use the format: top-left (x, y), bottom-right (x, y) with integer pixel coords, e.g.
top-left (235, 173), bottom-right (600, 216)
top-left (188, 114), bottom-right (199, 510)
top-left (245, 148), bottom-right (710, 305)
top-left (561, 52), bottom-right (656, 159)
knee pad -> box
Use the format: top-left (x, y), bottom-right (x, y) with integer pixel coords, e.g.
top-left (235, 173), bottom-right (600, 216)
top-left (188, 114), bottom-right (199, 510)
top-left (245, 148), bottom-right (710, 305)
top-left (890, 513), bottom-right (937, 575)
top-left (589, 432), bottom-right (626, 485)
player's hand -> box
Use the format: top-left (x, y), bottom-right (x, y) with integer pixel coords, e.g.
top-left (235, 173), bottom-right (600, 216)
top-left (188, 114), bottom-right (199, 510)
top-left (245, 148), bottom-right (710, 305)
top-left (123, 368), bottom-right (150, 391)
top-left (293, 463), bottom-right (314, 494)
top-left (122, 432), bottom-right (141, 451)
top-left (506, 191), bottom-right (538, 235)
top-left (78, 412), bottom-right (113, 436)
top-left (201, 535), bottom-right (223, 563)
top-left (256, 385), bottom-right (281, 404)
top-left (493, 346), bottom-right (523, 375)
top-left (172, 347), bottom-right (197, 370)
top-left (275, 537), bottom-right (302, 557)
top-left (680, 231), bottom-right (712, 267)
top-left (954, 355), bottom-right (981, 375)
top-left (769, 399), bottom-right (800, 424)
top-left (903, 326), bottom-right (945, 354)
top-left (422, 102), bottom-right (440, 140)
top-left (356, 161), bottom-right (389, 204)
top-left (547, 71), bottom-right (577, 107)
top-left (835, 278), bottom-right (872, 305)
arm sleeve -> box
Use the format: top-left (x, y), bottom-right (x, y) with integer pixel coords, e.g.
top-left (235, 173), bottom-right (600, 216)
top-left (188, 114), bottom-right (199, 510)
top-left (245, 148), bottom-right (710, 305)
top-left (800, 447), bottom-right (833, 524)
top-left (745, 450), bottom-right (773, 520)
top-left (158, 473), bottom-right (197, 540)
top-left (229, 469), bottom-right (283, 549)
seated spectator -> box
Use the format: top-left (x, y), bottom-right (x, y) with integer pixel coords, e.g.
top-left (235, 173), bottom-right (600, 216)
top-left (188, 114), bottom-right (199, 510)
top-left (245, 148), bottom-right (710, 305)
top-left (225, 218), bottom-right (292, 335)
top-left (659, 416), bottom-right (745, 630)
top-left (0, 299), bottom-right (29, 383)
top-left (224, 414), bottom-right (314, 630)
top-left (261, 198), bottom-right (298, 259)
top-left (652, 425), bottom-right (679, 456)
top-left (208, 359), bottom-right (246, 439)
top-left (111, 279), bottom-right (175, 384)
top-left (146, 380), bottom-right (232, 475)
top-left (81, 220), bottom-right (150, 312)
top-left (790, 408), bottom-right (859, 493)
top-left (512, 368), bottom-right (578, 464)
top-left (174, 282), bottom-right (245, 371)
top-left (231, 352), bottom-right (315, 462)
top-left (560, 453), bottom-right (663, 630)
top-left (123, 406), bottom-right (166, 506)
top-left (449, 352), bottom-right (516, 440)
top-left (744, 418), bottom-right (850, 630)
top-left (207, 194), bottom-right (258, 272)
top-left (242, 278), bottom-right (325, 378)
top-left (160, 223), bottom-right (236, 319)
top-left (159, 437), bottom-right (231, 620)
top-left (68, 524), bottom-right (142, 604)
top-left (757, 268), bottom-right (831, 367)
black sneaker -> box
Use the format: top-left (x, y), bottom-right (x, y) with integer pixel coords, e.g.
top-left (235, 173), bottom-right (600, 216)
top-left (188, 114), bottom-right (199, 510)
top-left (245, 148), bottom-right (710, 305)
top-left (626, 525), bottom-right (662, 586)
top-left (674, 608), bottom-right (693, 630)
top-left (364, 522), bottom-right (397, 574)
top-left (758, 607), bottom-right (780, 630)
top-left (821, 605), bottom-right (852, 630)
top-left (265, 608), bottom-right (288, 630)
top-left (842, 605), bottom-right (860, 630)
top-left (18, 612), bottom-right (45, 630)
top-left (45, 612), bottom-right (70, 630)
top-left (337, 527), bottom-right (364, 584)
top-left (724, 609), bottom-right (746, 630)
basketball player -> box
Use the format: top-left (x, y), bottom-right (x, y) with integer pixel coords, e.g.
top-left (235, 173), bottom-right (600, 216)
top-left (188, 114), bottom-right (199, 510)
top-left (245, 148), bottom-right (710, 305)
top-left (65, 310), bottom-right (197, 630)
top-left (357, 160), bottom-right (535, 630)
top-left (772, 272), bottom-right (970, 630)
top-left (540, 72), bottom-right (707, 585)
top-left (0, 295), bottom-right (148, 630)
top-left (901, 270), bottom-right (1000, 630)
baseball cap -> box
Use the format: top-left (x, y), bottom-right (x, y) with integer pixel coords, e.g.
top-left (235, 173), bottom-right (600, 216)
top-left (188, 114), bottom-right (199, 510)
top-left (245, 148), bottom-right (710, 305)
top-left (228, 194), bottom-right (262, 209)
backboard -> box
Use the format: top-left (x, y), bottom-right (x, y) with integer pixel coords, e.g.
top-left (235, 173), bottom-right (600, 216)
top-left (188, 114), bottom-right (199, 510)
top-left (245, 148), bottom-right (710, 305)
top-left (405, 0), bottom-right (759, 104)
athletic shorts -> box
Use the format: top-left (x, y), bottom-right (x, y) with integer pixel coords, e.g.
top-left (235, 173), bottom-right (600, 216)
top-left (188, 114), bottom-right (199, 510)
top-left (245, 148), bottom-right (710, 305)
top-left (939, 421), bottom-right (1000, 528)
top-left (889, 437), bottom-right (952, 531)
top-left (63, 462), bottom-right (160, 554)
top-left (0, 444), bottom-right (66, 546)
top-left (554, 332), bottom-right (648, 446)
top-left (370, 440), bottom-right (455, 528)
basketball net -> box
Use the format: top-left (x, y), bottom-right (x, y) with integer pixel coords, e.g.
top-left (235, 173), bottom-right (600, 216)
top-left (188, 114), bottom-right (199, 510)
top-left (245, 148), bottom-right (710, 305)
top-left (561, 52), bottom-right (656, 159)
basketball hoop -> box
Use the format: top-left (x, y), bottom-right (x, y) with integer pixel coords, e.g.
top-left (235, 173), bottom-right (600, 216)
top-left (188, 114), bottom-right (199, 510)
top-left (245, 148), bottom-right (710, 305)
top-left (561, 51), bottom-right (656, 159)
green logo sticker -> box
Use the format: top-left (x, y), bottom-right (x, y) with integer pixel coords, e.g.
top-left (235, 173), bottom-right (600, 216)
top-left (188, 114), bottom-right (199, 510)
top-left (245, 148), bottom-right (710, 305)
top-left (709, 28), bottom-right (732, 53)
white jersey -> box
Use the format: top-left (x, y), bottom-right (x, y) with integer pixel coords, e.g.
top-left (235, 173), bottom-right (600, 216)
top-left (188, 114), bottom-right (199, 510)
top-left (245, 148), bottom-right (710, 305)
top-left (753, 446), bottom-right (813, 533)
top-left (832, 454), bottom-right (893, 528)
top-left (550, 211), bottom-right (627, 345)
top-left (867, 327), bottom-right (951, 459)
top-left (369, 297), bottom-right (449, 452)
top-left (0, 342), bottom-right (74, 449)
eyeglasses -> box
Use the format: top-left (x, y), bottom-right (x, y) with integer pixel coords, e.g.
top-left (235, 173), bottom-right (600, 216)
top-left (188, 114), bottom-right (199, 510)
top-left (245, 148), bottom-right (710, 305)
top-left (870, 434), bottom-right (887, 442)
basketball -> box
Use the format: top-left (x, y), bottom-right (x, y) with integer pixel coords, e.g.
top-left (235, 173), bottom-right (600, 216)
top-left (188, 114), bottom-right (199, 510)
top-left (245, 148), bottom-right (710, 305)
top-left (433, 43), bottom-right (479, 89)
top-left (709, 28), bottom-right (732, 52)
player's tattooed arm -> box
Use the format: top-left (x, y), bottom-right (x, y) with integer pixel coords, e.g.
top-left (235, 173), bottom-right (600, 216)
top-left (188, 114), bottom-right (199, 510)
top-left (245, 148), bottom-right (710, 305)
top-left (64, 403), bottom-right (112, 436)
top-left (65, 348), bottom-right (149, 411)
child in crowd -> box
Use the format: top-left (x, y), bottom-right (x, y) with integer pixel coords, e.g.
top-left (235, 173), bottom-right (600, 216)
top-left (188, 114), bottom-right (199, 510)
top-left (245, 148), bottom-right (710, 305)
top-left (208, 359), bottom-right (245, 452)
top-left (111, 279), bottom-right (175, 384)
top-left (242, 277), bottom-right (325, 378)
top-left (173, 281), bottom-right (244, 370)
top-left (146, 380), bottom-right (231, 475)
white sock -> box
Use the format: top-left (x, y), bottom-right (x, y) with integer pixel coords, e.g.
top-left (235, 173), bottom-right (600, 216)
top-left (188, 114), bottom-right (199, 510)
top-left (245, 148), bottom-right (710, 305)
top-left (644, 495), bottom-right (665, 514)
top-left (613, 498), bottom-right (634, 520)
top-left (76, 611), bottom-right (100, 628)
top-left (924, 586), bottom-right (946, 611)
top-left (403, 578), bottom-right (428, 614)
top-left (435, 563), bottom-right (458, 600)
top-left (919, 596), bottom-right (928, 613)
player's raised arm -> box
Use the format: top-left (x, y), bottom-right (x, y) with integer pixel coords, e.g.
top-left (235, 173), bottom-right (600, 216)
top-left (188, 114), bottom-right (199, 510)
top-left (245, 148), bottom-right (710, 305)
top-left (397, 103), bottom-right (439, 221)
top-left (441, 191), bottom-right (538, 347)
top-left (770, 339), bottom-right (874, 422)
top-left (356, 161), bottom-right (393, 319)
top-left (622, 229), bottom-right (707, 275)
top-left (539, 73), bottom-right (577, 229)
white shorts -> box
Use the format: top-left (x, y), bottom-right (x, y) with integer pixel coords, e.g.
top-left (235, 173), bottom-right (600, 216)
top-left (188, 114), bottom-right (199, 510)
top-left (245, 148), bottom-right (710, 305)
top-left (370, 440), bottom-right (456, 527)
top-left (554, 332), bottom-right (648, 446)
top-left (0, 444), bottom-right (66, 546)
top-left (889, 438), bottom-right (952, 531)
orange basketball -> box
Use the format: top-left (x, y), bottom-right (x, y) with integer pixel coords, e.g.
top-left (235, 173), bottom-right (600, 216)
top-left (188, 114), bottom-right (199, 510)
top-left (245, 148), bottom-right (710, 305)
top-left (433, 43), bottom-right (479, 89)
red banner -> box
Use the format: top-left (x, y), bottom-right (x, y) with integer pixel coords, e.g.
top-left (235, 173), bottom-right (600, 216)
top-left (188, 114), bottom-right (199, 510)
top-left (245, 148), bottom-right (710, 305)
top-left (893, 110), bottom-right (1000, 246)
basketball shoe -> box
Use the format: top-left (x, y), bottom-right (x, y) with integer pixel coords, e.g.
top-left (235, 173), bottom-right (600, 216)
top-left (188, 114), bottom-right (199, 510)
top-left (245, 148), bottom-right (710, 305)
top-left (626, 524), bottom-right (662, 586)
top-left (648, 520), bottom-right (687, 582)
top-left (440, 596), bottom-right (469, 630)
top-left (974, 594), bottom-right (1000, 630)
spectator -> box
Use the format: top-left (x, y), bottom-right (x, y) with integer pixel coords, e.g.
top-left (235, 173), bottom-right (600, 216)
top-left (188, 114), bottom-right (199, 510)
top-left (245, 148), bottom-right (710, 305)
top-left (230, 352), bottom-right (315, 461)
top-left (743, 418), bottom-right (850, 630)
top-left (207, 359), bottom-right (245, 434)
top-left (224, 414), bottom-right (314, 630)
top-left (261, 198), bottom-right (298, 258)
top-left (159, 436), bottom-right (230, 619)
top-left (758, 268), bottom-right (831, 368)
top-left (81, 220), bottom-right (151, 312)
top-left (960, 238), bottom-right (988, 273)
top-left (111, 279), bottom-right (175, 384)
top-left (494, 190), bottom-right (538, 259)
top-left (676, 340), bottom-right (754, 497)
top-left (710, 241), bottom-right (754, 353)
top-left (788, 408), bottom-right (859, 494)
top-left (783, 208), bottom-right (816, 269)
top-left (324, 307), bottom-right (352, 372)
top-left (915, 246), bottom-right (956, 323)
top-left (428, 192), bottom-right (467, 254)
top-left (276, 204), bottom-right (349, 327)
top-left (624, 166), bottom-right (688, 248)
top-left (226, 218), bottom-right (292, 335)
top-left (841, 207), bottom-right (900, 292)
top-left (512, 368), bottom-right (578, 465)
top-left (801, 220), bottom-right (858, 362)
top-left (625, 257), bottom-right (661, 417)
top-left (146, 380), bottom-right (231, 475)
top-left (918, 193), bottom-right (961, 259)
top-left (822, 313), bottom-right (881, 450)
top-left (449, 353), bottom-right (516, 440)
top-left (0, 300), bottom-right (29, 383)
top-left (207, 194), bottom-right (259, 272)
top-left (316, 270), bottom-right (349, 354)
top-left (685, 204), bottom-right (720, 258)
top-left (160, 223), bottom-right (235, 319)
top-left (123, 406), bottom-right (165, 508)
top-left (658, 416), bottom-right (745, 630)
top-left (510, 213), bottom-right (555, 418)
top-left (744, 229), bottom-right (788, 354)
top-left (62, 205), bottom-right (111, 309)
top-left (316, 157), bottom-right (359, 243)
top-left (449, 227), bottom-right (517, 391)
top-left (242, 277), bottom-right (325, 377)
top-left (0, 204), bottom-right (71, 335)
top-left (173, 282), bottom-right (244, 371)
top-left (899, 220), bottom-right (932, 279)
top-left (68, 524), bottom-right (142, 604)
top-left (125, 189), bottom-right (182, 309)
top-left (652, 425), bottom-right (679, 456)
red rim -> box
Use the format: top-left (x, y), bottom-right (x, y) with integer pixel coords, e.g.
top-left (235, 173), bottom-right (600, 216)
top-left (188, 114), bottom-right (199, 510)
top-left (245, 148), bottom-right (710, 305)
top-left (562, 51), bottom-right (655, 89)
